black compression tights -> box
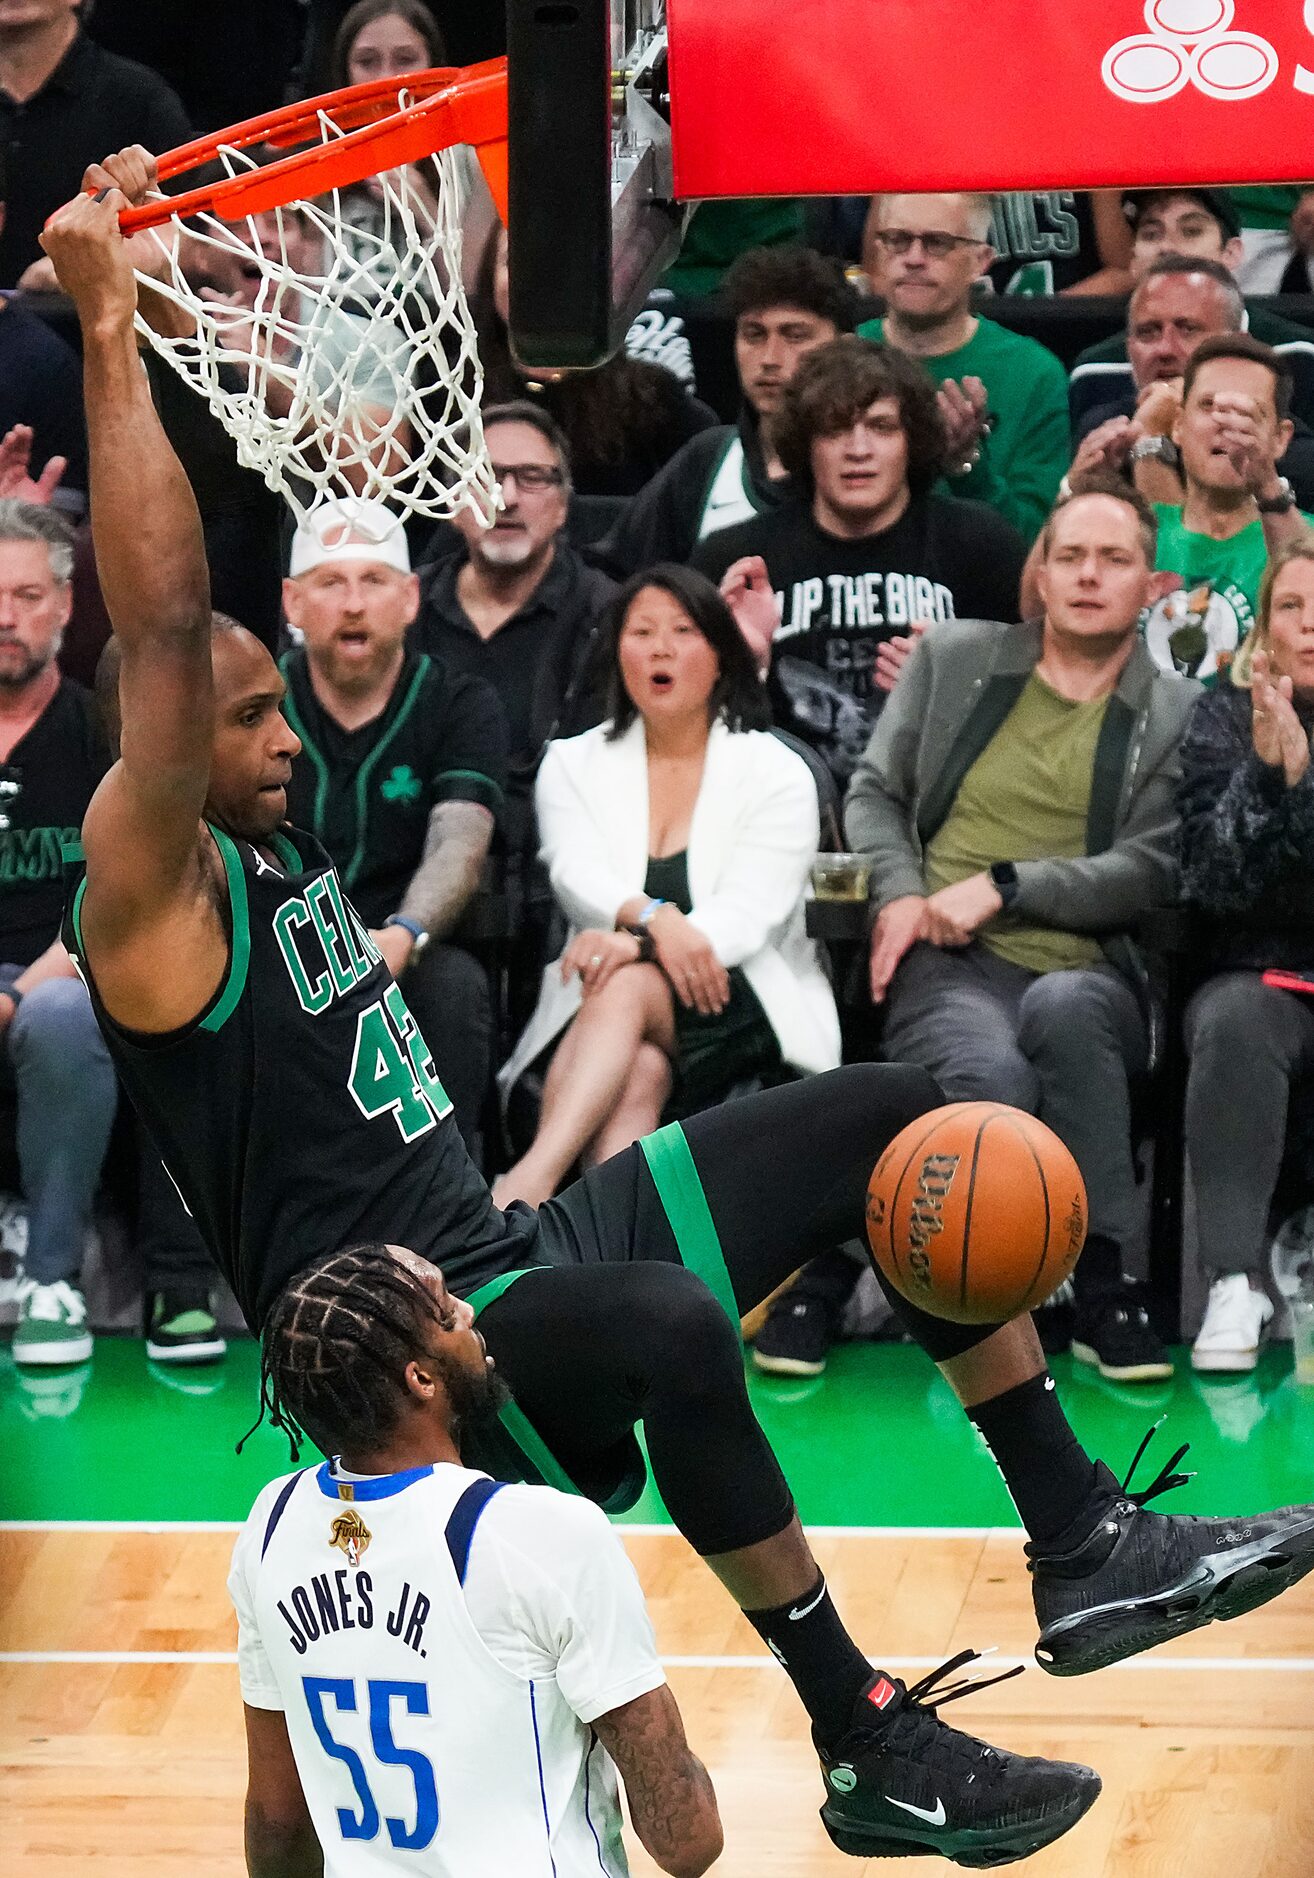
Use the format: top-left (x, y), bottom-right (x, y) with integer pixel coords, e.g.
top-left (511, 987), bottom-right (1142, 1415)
top-left (476, 1064), bottom-right (1008, 1556)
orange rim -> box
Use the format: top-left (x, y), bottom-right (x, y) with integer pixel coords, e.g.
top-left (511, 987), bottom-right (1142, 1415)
top-left (117, 58), bottom-right (508, 232)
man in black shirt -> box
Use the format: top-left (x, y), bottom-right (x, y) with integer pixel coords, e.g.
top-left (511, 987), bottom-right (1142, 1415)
top-left (694, 337), bottom-right (1026, 787)
top-left (0, 0), bottom-right (190, 285)
top-left (592, 247), bottom-right (856, 577)
top-left (283, 497), bottom-right (508, 1165)
top-left (0, 501), bottom-right (114, 1368)
top-left (416, 403), bottom-right (613, 1013)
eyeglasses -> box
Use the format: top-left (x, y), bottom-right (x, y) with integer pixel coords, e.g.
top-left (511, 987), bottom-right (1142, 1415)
top-left (492, 463), bottom-right (565, 491)
top-left (870, 229), bottom-right (983, 259)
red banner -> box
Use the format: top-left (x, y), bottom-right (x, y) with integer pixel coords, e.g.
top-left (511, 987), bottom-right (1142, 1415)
top-left (667, 0), bottom-right (1314, 198)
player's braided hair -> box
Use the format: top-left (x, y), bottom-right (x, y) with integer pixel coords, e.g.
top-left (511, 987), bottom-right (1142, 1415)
top-left (241, 1244), bottom-right (443, 1462)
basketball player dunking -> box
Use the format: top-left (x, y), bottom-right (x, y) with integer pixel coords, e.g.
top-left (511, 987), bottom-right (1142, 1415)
top-left (47, 155), bottom-right (1314, 1869)
top-left (232, 1242), bottom-right (722, 1878)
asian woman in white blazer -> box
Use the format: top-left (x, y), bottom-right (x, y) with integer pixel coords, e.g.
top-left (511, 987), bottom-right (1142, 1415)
top-left (493, 565), bottom-right (840, 1209)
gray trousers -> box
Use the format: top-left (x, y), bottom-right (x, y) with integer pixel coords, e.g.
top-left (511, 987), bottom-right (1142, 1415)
top-left (881, 941), bottom-right (1149, 1266)
top-left (0, 974), bottom-right (117, 1286)
top-left (1184, 971), bottom-right (1314, 1276)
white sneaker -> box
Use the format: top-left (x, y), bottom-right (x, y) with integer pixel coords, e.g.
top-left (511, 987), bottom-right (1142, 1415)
top-left (11, 1279), bottom-right (93, 1366)
top-left (1192, 1273), bottom-right (1274, 1374)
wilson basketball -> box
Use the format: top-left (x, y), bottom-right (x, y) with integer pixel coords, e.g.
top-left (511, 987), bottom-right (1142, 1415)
top-left (865, 1103), bottom-right (1087, 1325)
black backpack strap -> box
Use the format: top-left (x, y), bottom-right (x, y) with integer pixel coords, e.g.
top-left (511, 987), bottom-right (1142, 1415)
top-left (444, 1477), bottom-right (506, 1585)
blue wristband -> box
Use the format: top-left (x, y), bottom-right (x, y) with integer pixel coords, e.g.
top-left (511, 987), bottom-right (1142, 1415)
top-left (384, 915), bottom-right (426, 942)
top-left (637, 898), bottom-right (667, 928)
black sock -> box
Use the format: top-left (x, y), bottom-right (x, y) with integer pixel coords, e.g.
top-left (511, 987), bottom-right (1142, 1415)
top-left (743, 1574), bottom-right (875, 1750)
top-left (969, 1371), bottom-right (1100, 1546)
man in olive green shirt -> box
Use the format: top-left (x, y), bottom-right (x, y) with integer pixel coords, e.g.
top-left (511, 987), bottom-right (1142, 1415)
top-left (845, 478), bottom-right (1199, 1383)
top-left (859, 192), bottom-right (1070, 541)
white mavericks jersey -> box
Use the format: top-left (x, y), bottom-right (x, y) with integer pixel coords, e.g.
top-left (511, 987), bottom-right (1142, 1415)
top-left (230, 1458), bottom-right (667, 1878)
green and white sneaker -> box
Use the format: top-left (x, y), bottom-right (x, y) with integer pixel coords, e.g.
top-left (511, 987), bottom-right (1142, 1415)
top-left (12, 1279), bottom-right (93, 1366)
top-left (146, 1292), bottom-right (227, 1365)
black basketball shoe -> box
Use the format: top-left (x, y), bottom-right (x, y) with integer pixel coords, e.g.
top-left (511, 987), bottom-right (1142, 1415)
top-left (1030, 1424), bottom-right (1314, 1677)
top-left (817, 1653), bottom-right (1101, 1865)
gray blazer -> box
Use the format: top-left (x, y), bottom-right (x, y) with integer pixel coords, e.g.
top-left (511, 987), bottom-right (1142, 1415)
top-left (844, 617), bottom-right (1200, 952)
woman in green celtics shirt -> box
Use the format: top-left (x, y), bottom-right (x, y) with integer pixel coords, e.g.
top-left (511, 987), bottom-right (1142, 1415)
top-left (493, 566), bottom-right (840, 1209)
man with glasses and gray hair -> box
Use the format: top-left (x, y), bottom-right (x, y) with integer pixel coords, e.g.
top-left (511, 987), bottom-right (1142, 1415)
top-left (416, 403), bottom-right (616, 1020)
top-left (0, 500), bottom-right (116, 1367)
top-left (859, 193), bottom-right (1071, 541)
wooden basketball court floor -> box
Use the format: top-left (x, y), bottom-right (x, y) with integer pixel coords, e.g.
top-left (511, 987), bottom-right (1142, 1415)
top-left (3, 1339), bottom-right (1313, 1876)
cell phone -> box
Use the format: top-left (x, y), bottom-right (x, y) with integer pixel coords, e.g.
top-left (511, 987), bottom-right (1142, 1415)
top-left (1261, 969), bottom-right (1314, 996)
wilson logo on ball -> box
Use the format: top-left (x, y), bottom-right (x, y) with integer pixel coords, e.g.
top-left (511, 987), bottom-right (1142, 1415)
top-left (906, 1152), bottom-right (961, 1290)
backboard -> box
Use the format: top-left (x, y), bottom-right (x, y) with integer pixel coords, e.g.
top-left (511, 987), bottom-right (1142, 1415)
top-left (505, 0), bottom-right (685, 370)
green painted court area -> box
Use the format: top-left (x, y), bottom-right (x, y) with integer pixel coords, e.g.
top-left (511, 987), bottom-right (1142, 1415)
top-left (3, 1337), bottom-right (1311, 1527)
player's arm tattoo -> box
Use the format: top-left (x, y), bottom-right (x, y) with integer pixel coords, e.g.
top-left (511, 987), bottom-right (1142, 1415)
top-left (397, 799), bottom-right (494, 941)
top-left (592, 1685), bottom-right (722, 1876)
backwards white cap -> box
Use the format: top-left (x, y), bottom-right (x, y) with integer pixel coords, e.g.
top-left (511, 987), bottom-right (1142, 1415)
top-left (289, 497), bottom-right (411, 578)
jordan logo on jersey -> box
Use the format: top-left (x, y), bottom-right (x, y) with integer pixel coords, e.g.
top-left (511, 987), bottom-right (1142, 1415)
top-left (330, 1510), bottom-right (372, 1567)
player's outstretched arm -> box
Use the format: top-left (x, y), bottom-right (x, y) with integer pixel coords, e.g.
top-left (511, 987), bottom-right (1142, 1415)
top-left (42, 156), bottom-right (228, 1020)
top-left (242, 1707), bottom-right (323, 1878)
top-left (593, 1686), bottom-right (723, 1878)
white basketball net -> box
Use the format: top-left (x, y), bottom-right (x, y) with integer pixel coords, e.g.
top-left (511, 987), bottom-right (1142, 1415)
top-left (132, 111), bottom-right (497, 528)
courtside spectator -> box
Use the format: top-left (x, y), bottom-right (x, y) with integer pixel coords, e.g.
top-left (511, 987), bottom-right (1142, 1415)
top-left (0, 503), bottom-right (114, 1367)
top-left (494, 566), bottom-right (839, 1208)
top-left (692, 337), bottom-right (1026, 787)
top-left (415, 403), bottom-right (614, 1015)
top-left (282, 499), bottom-right (508, 1167)
top-left (593, 246), bottom-right (855, 576)
top-left (847, 479), bottom-right (1197, 1383)
top-left (472, 223), bottom-right (720, 497)
top-left (1144, 337), bottom-right (1309, 684)
top-left (1177, 538), bottom-right (1314, 1374)
top-left (0, 0), bottom-right (189, 285)
top-left (1070, 192), bottom-right (1314, 434)
top-left (858, 193), bottom-right (1070, 540)
top-left (85, 0), bottom-right (303, 132)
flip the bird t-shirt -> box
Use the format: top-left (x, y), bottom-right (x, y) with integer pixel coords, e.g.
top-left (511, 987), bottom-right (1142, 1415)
top-left (692, 494), bottom-right (1026, 785)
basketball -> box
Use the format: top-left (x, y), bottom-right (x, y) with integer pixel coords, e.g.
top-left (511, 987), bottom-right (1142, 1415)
top-left (865, 1103), bottom-right (1087, 1325)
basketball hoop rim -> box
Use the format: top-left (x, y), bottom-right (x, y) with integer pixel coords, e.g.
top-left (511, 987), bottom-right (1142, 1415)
top-left (116, 59), bottom-right (508, 234)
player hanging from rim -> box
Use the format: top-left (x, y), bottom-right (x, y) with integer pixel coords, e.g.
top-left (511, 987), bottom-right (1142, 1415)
top-left (50, 153), bottom-right (1314, 1869)
top-left (232, 1241), bottom-right (723, 1878)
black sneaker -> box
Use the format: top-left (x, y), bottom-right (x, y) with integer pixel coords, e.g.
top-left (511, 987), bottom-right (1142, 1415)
top-left (146, 1291), bottom-right (227, 1365)
top-left (1071, 1285), bottom-right (1172, 1382)
top-left (817, 1655), bottom-right (1100, 1865)
top-left (1031, 1425), bottom-right (1314, 1677)
top-left (753, 1249), bottom-right (857, 1376)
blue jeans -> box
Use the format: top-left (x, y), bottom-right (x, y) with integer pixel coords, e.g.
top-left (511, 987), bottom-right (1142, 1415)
top-left (0, 970), bottom-right (117, 1285)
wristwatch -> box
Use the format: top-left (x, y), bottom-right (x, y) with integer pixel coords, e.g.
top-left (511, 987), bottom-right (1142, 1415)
top-left (384, 913), bottom-right (431, 960)
top-left (1129, 435), bottom-right (1179, 470)
top-left (988, 861), bottom-right (1020, 909)
top-left (1256, 476), bottom-right (1298, 515)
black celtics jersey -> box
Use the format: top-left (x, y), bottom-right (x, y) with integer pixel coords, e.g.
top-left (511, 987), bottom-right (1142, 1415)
top-left (64, 823), bottom-right (539, 1327)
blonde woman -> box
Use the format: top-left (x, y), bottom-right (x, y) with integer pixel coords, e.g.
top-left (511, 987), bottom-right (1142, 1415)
top-left (1178, 533), bottom-right (1314, 1372)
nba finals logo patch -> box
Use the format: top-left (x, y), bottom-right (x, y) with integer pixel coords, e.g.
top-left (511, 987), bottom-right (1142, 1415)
top-left (329, 1510), bottom-right (372, 1567)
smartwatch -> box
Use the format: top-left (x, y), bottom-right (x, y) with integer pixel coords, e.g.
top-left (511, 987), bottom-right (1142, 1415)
top-left (988, 861), bottom-right (1020, 909)
top-left (384, 913), bottom-right (431, 960)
